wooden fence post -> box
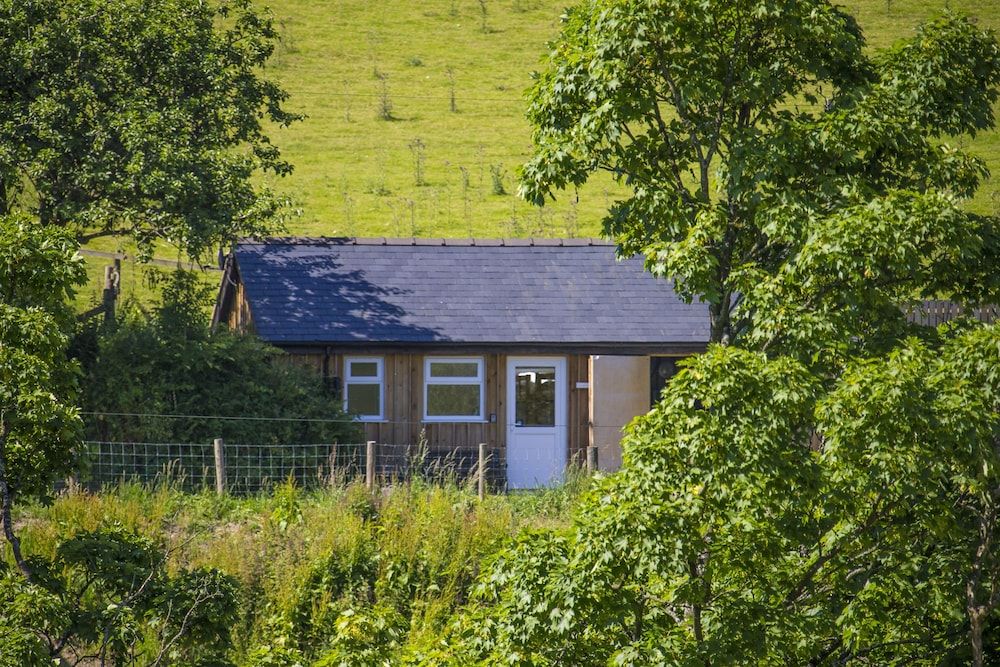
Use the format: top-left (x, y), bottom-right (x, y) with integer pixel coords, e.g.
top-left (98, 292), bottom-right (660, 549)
top-left (102, 261), bottom-right (120, 325)
top-left (366, 441), bottom-right (376, 491)
top-left (586, 445), bottom-right (598, 474)
top-left (478, 443), bottom-right (487, 501)
top-left (213, 438), bottom-right (226, 495)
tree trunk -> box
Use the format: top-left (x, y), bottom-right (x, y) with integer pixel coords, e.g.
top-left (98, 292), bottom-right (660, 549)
top-left (970, 609), bottom-right (985, 667)
top-left (0, 418), bottom-right (32, 581)
top-left (708, 292), bottom-right (732, 346)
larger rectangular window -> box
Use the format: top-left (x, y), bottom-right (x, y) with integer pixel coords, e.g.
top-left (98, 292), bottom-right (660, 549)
top-left (424, 357), bottom-right (484, 422)
top-left (344, 357), bottom-right (383, 421)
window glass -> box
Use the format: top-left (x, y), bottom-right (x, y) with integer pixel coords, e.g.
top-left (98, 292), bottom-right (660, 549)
top-left (429, 361), bottom-right (479, 378)
top-left (426, 384), bottom-right (481, 417)
top-left (349, 361), bottom-right (379, 378)
top-left (514, 367), bottom-right (556, 426)
top-left (424, 357), bottom-right (483, 420)
top-left (650, 357), bottom-right (678, 407)
top-left (346, 383), bottom-right (380, 417)
top-left (344, 357), bottom-right (382, 420)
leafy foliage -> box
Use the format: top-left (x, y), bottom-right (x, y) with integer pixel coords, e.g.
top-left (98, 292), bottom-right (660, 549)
top-left (436, 2), bottom-right (1000, 664)
top-left (0, 0), bottom-right (299, 257)
top-left (0, 523), bottom-right (239, 666)
top-left (433, 328), bottom-right (1000, 664)
top-left (79, 271), bottom-right (359, 446)
top-left (0, 214), bottom-right (84, 500)
top-left (520, 0), bottom-right (1000, 345)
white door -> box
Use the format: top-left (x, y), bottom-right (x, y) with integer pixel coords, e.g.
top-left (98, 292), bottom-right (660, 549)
top-left (506, 357), bottom-right (567, 489)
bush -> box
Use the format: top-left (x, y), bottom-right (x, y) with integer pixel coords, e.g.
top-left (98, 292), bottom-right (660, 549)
top-left (78, 270), bottom-right (359, 447)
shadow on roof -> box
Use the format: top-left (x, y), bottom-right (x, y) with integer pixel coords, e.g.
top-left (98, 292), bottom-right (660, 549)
top-left (246, 244), bottom-right (447, 343)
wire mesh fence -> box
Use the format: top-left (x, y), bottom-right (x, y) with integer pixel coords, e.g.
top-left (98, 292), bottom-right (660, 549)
top-left (79, 440), bottom-right (507, 495)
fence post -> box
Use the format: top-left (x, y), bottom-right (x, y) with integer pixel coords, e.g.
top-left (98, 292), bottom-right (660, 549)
top-left (102, 262), bottom-right (119, 325)
top-left (478, 443), bottom-right (487, 501)
top-left (366, 441), bottom-right (376, 491)
top-left (213, 438), bottom-right (226, 495)
top-left (586, 445), bottom-right (598, 474)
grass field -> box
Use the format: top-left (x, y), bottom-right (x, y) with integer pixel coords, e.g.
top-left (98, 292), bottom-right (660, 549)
top-left (76, 0), bottom-right (1000, 305)
top-left (262, 0), bottom-right (1000, 237)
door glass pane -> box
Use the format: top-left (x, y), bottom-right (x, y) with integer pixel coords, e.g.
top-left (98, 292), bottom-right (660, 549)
top-left (515, 366), bottom-right (556, 427)
top-left (650, 357), bottom-right (678, 406)
top-left (347, 383), bottom-right (380, 417)
top-left (349, 361), bottom-right (379, 378)
top-left (429, 361), bottom-right (479, 378)
top-left (427, 384), bottom-right (481, 417)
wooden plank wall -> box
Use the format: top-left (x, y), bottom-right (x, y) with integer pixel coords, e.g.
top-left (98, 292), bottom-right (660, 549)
top-left (224, 281), bottom-right (253, 333)
top-left (567, 355), bottom-right (590, 466)
top-left (281, 351), bottom-right (591, 459)
top-left (907, 300), bottom-right (999, 327)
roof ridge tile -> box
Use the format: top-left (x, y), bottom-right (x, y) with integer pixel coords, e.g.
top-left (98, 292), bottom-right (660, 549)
top-left (235, 236), bottom-right (614, 247)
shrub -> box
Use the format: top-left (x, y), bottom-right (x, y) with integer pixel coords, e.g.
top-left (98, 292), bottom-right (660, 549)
top-left (78, 270), bottom-right (359, 447)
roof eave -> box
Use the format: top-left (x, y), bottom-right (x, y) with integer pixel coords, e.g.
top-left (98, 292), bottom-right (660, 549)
top-left (264, 340), bottom-right (709, 356)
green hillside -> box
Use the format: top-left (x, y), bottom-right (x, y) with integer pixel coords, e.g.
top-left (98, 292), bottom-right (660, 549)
top-left (77, 0), bottom-right (1000, 305)
top-left (263, 0), bottom-right (1000, 238)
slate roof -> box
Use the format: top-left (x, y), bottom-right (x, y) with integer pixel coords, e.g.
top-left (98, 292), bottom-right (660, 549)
top-left (226, 237), bottom-right (711, 347)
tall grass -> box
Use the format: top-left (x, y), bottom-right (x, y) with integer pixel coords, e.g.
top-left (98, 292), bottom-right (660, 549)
top-left (11, 476), bottom-right (586, 663)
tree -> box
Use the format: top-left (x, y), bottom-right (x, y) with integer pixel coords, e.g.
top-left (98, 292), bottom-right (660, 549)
top-left (519, 1), bottom-right (1000, 350)
top-left (0, 0), bottom-right (300, 258)
top-left (0, 523), bottom-right (240, 666)
top-left (0, 214), bottom-right (85, 579)
top-left (446, 331), bottom-right (1000, 665)
top-left (0, 221), bottom-right (243, 667)
top-left (434, 2), bottom-right (1000, 664)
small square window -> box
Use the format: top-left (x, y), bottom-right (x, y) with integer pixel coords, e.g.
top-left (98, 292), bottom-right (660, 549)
top-left (424, 357), bottom-right (484, 422)
top-left (344, 357), bottom-right (383, 421)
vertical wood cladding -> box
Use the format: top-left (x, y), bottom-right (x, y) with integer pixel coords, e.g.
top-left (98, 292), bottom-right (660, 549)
top-left (280, 351), bottom-right (590, 457)
top-left (567, 354), bottom-right (590, 466)
top-left (223, 279), bottom-right (254, 333)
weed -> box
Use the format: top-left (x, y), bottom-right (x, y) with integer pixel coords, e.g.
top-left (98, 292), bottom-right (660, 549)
top-left (376, 72), bottom-right (393, 121)
top-left (12, 477), bottom-right (585, 662)
top-left (478, 0), bottom-right (491, 33)
top-left (408, 137), bottom-right (427, 186)
top-left (564, 189), bottom-right (579, 237)
top-left (489, 163), bottom-right (507, 195)
top-left (446, 66), bottom-right (457, 113)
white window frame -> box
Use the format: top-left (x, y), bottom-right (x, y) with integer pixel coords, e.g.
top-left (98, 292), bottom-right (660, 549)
top-left (343, 356), bottom-right (384, 422)
top-left (423, 356), bottom-right (485, 423)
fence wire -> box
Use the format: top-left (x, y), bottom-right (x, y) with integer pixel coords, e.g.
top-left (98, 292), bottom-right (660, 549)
top-left (80, 440), bottom-right (506, 494)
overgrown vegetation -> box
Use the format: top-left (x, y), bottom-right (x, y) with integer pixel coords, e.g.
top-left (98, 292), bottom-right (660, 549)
top-left (8, 478), bottom-right (585, 665)
top-left (76, 271), bottom-right (358, 446)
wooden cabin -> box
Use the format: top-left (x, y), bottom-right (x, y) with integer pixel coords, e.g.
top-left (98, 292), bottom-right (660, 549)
top-left (212, 237), bottom-right (711, 488)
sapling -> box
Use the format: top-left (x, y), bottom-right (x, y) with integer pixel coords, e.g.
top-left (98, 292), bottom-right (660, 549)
top-left (408, 137), bottom-right (427, 186)
top-left (376, 72), bottom-right (393, 121)
top-left (489, 164), bottom-right (507, 195)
